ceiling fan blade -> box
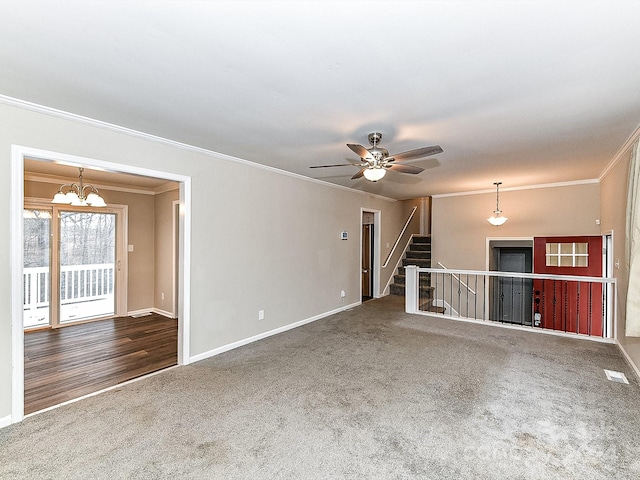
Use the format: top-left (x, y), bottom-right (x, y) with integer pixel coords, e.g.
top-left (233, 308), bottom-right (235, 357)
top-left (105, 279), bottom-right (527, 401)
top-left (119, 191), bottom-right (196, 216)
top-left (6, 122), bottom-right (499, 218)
top-left (351, 168), bottom-right (367, 179)
top-left (389, 145), bottom-right (443, 162)
top-left (386, 164), bottom-right (425, 174)
top-left (309, 163), bottom-right (360, 168)
top-left (347, 144), bottom-right (372, 159)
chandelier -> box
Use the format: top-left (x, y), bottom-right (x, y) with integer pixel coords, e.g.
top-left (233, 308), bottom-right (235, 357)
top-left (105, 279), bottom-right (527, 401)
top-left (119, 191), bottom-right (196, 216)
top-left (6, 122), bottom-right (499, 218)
top-left (487, 182), bottom-right (508, 226)
top-left (51, 167), bottom-right (107, 207)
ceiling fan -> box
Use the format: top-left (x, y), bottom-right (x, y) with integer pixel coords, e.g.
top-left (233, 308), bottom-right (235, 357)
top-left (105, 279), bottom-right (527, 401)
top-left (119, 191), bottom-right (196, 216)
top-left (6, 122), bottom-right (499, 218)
top-left (310, 132), bottom-right (443, 182)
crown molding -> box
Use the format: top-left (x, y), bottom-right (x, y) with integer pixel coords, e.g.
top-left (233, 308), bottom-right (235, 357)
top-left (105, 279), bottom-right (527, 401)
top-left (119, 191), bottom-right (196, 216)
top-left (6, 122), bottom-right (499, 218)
top-left (23, 171), bottom-right (171, 196)
top-left (599, 122), bottom-right (640, 181)
top-left (0, 94), bottom-right (396, 203)
top-left (431, 179), bottom-right (600, 198)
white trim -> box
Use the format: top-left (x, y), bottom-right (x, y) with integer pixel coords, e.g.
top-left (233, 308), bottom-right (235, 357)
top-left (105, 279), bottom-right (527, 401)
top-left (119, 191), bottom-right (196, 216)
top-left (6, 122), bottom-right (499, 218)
top-left (24, 171), bottom-right (177, 196)
top-left (615, 340), bottom-right (640, 382)
top-left (599, 122), bottom-right (640, 181)
top-left (0, 415), bottom-right (12, 429)
top-left (1, 94), bottom-right (396, 203)
top-left (177, 181), bottom-right (191, 365)
top-left (189, 302), bottom-right (360, 364)
top-left (485, 236), bottom-right (534, 270)
top-left (432, 179), bottom-right (600, 198)
top-left (10, 144), bottom-right (192, 425)
top-left (10, 147), bottom-right (24, 424)
top-left (172, 200), bottom-right (180, 319)
top-left (152, 308), bottom-right (175, 318)
top-left (415, 310), bottom-right (616, 344)
top-left (127, 308), bottom-right (154, 317)
top-left (127, 308), bottom-right (175, 319)
top-left (360, 209), bottom-right (382, 299)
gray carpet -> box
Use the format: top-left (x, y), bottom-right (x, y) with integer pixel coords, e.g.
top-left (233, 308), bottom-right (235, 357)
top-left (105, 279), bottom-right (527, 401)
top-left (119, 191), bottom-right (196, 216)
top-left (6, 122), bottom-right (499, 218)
top-left (2, 295), bottom-right (639, 479)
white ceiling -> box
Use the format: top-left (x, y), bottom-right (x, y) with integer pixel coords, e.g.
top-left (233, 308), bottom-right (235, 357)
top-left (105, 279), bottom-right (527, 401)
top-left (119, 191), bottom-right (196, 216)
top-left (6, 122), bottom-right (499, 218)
top-left (2, 1), bottom-right (640, 198)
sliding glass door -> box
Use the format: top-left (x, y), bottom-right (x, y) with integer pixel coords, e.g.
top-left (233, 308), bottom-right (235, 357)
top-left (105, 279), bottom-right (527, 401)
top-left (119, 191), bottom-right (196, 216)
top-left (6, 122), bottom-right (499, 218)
top-left (57, 210), bottom-right (116, 323)
top-left (23, 208), bottom-right (52, 328)
top-left (23, 201), bottom-right (127, 330)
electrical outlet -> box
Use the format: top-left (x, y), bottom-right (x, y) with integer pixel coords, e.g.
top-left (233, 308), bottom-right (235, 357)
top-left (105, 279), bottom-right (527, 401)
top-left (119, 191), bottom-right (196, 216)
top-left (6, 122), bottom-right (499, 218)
top-left (340, 290), bottom-right (346, 298)
top-left (258, 310), bottom-right (265, 320)
top-left (161, 292), bottom-right (165, 301)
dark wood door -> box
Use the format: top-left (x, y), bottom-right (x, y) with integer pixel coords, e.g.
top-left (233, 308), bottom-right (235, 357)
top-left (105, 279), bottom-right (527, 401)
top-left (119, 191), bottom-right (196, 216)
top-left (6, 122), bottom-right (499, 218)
top-left (362, 224), bottom-right (372, 299)
top-left (533, 236), bottom-right (603, 335)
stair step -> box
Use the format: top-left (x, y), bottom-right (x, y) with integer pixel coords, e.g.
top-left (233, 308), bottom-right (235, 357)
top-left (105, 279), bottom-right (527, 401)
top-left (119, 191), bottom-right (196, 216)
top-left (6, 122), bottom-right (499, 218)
top-left (412, 236), bottom-right (431, 244)
top-left (393, 274), bottom-right (431, 285)
top-left (389, 284), bottom-right (435, 296)
top-left (402, 258), bottom-right (431, 268)
top-left (405, 251), bottom-right (431, 259)
top-left (420, 304), bottom-right (446, 314)
top-left (409, 243), bottom-right (431, 251)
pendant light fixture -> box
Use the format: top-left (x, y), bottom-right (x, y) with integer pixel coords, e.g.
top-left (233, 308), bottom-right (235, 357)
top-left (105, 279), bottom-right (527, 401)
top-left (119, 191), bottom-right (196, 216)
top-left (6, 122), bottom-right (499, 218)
top-left (51, 167), bottom-right (107, 207)
top-left (487, 181), bottom-right (508, 226)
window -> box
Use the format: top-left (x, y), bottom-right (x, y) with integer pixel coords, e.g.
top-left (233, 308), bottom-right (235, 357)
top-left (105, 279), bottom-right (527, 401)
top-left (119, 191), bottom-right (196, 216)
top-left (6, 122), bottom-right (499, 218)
top-left (545, 242), bottom-right (588, 267)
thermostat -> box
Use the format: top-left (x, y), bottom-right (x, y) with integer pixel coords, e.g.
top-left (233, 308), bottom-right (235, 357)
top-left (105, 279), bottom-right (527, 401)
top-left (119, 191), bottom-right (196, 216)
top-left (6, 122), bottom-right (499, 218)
top-left (340, 231), bottom-right (348, 240)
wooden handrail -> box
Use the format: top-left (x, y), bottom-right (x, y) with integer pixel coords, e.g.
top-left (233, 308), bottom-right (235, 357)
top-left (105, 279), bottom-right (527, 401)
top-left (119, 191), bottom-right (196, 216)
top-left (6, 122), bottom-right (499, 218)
top-left (382, 206), bottom-right (418, 268)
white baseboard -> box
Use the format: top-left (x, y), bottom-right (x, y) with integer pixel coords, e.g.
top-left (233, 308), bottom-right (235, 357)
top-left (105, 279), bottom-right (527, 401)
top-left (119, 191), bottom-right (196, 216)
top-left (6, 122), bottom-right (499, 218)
top-left (615, 340), bottom-right (640, 382)
top-left (0, 414), bottom-right (12, 429)
top-left (152, 308), bottom-right (175, 318)
top-left (190, 302), bottom-right (360, 363)
top-left (127, 308), bottom-right (176, 319)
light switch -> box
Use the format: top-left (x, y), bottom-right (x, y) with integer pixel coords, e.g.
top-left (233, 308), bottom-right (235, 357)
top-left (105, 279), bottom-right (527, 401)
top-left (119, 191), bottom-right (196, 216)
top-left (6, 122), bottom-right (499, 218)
top-left (128, 245), bottom-right (134, 252)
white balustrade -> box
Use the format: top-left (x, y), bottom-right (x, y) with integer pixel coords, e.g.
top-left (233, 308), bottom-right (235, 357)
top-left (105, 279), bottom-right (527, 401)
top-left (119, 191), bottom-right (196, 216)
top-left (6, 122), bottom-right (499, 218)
top-left (23, 263), bottom-right (115, 327)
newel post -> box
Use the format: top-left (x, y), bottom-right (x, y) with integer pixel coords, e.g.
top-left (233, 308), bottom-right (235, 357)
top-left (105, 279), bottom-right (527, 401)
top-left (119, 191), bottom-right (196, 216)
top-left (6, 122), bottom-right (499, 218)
top-left (405, 265), bottom-right (419, 314)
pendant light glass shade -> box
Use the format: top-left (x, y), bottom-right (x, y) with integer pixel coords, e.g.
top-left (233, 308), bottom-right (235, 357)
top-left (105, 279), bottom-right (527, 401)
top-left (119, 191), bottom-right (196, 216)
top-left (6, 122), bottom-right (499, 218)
top-left (487, 214), bottom-right (508, 226)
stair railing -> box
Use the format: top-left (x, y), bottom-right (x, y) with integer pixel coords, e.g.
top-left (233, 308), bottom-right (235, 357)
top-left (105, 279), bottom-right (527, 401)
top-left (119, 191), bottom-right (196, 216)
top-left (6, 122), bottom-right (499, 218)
top-left (405, 266), bottom-right (616, 340)
top-left (436, 262), bottom-right (477, 296)
top-left (382, 206), bottom-right (418, 268)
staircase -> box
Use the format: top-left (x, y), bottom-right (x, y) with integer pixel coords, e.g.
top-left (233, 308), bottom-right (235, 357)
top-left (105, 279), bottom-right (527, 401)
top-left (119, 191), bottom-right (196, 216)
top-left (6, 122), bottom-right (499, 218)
top-left (389, 236), bottom-right (444, 313)
top-left (389, 236), bottom-right (432, 296)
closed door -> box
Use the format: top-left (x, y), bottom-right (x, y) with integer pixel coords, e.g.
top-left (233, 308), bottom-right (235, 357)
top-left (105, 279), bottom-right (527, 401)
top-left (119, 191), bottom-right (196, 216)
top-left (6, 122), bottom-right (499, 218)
top-left (493, 248), bottom-right (532, 325)
top-left (533, 236), bottom-right (603, 335)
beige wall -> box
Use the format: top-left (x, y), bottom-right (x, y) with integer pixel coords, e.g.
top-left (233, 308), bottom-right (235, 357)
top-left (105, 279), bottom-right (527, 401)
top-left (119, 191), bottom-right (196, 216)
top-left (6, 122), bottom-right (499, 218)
top-left (24, 179), bottom-right (156, 313)
top-left (431, 183), bottom-right (601, 270)
top-left (154, 189), bottom-right (179, 316)
top-left (600, 149), bottom-right (640, 369)
top-left (0, 101), bottom-right (406, 420)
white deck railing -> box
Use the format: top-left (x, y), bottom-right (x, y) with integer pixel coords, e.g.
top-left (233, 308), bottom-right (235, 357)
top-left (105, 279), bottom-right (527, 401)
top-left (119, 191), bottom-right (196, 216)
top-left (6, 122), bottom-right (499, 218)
top-left (23, 263), bottom-right (115, 327)
top-left (405, 266), bottom-right (616, 339)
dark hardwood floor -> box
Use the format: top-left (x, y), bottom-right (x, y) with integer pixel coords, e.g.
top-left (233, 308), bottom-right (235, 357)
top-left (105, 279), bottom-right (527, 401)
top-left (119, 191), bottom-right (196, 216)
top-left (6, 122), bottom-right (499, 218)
top-left (24, 314), bottom-right (178, 415)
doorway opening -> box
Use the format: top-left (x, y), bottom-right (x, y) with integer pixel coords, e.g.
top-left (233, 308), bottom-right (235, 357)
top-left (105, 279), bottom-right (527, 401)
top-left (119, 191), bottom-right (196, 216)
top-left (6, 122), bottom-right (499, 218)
top-left (11, 145), bottom-right (192, 424)
top-left (361, 209), bottom-right (381, 302)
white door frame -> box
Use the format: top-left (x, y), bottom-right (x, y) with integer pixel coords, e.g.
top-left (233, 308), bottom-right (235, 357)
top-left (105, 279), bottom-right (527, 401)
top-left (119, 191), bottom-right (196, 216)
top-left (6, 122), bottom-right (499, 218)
top-left (11, 145), bottom-right (192, 424)
top-left (360, 208), bottom-right (381, 299)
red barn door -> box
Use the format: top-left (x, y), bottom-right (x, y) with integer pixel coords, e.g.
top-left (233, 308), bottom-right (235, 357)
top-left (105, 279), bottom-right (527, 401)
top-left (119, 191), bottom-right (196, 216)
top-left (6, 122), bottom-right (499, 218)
top-left (533, 236), bottom-right (603, 336)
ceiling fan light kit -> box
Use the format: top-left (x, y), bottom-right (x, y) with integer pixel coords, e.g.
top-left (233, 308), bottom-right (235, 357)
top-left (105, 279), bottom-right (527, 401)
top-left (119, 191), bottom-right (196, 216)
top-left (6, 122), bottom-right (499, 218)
top-left (363, 167), bottom-right (386, 182)
top-left (487, 181), bottom-right (508, 226)
top-left (310, 132), bottom-right (442, 182)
